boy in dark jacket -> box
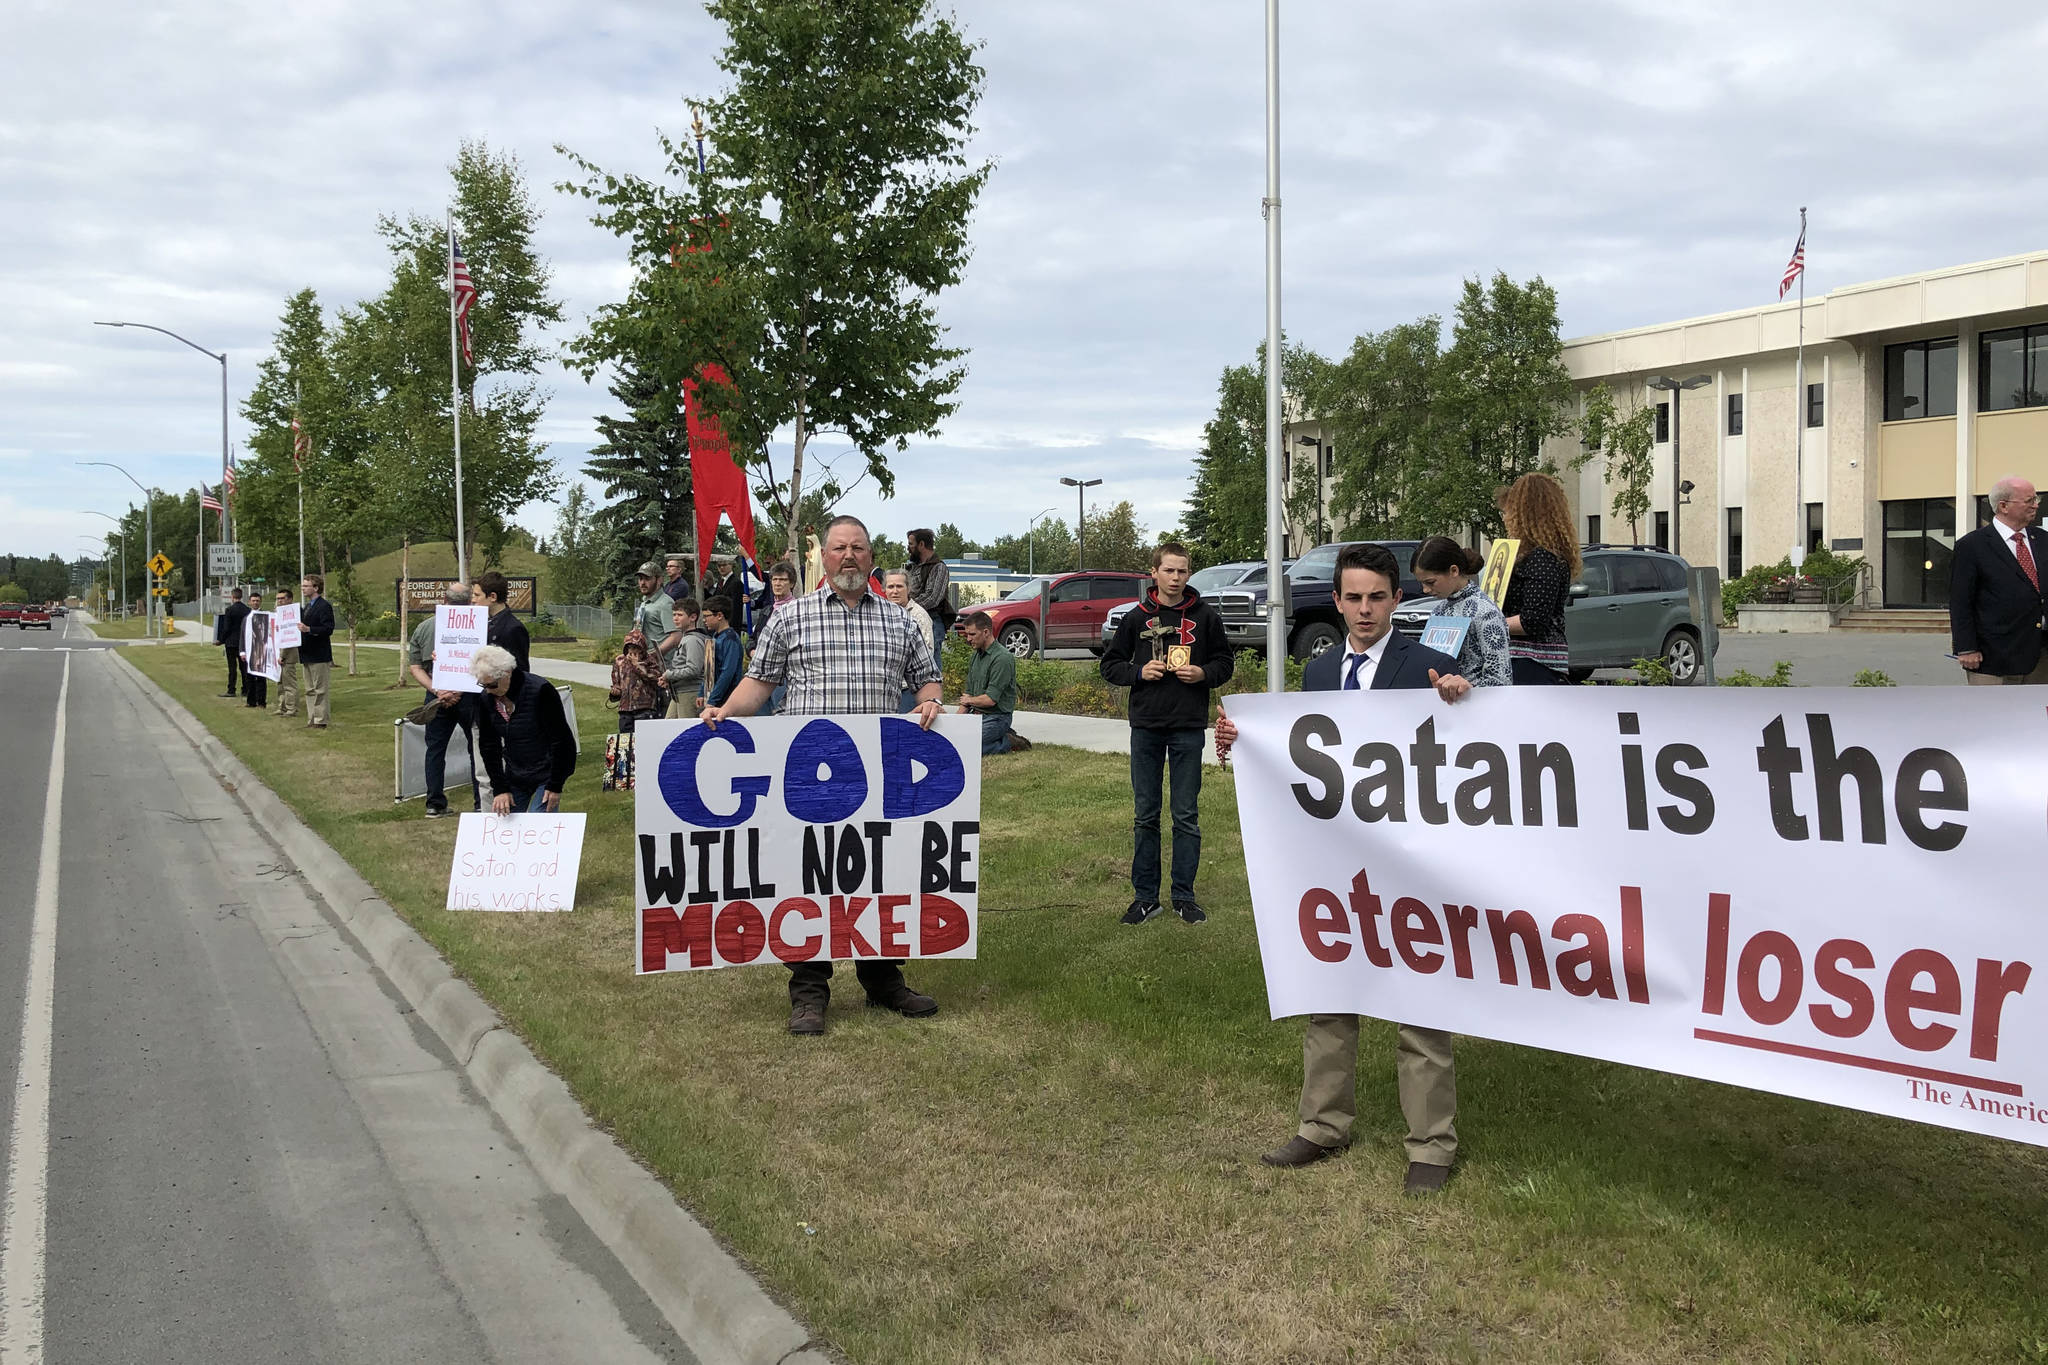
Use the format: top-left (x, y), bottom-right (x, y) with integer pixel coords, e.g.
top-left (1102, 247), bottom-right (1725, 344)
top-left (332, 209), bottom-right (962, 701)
top-left (1098, 541), bottom-right (1234, 925)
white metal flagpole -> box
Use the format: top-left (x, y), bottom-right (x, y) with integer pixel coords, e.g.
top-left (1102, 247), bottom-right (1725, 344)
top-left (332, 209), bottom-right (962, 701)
top-left (448, 208), bottom-right (469, 588)
top-left (295, 382), bottom-right (306, 589)
top-left (1792, 205), bottom-right (1806, 566)
top-left (1261, 0), bottom-right (1285, 692)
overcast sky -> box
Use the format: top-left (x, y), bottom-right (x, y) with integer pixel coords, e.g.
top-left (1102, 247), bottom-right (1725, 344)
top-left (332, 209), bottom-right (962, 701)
top-left (5, 1), bottom-right (2045, 565)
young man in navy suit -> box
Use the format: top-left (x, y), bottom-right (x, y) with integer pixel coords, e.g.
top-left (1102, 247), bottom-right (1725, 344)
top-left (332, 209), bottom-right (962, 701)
top-left (1215, 541), bottom-right (1470, 1195)
top-left (1950, 475), bottom-right (2048, 685)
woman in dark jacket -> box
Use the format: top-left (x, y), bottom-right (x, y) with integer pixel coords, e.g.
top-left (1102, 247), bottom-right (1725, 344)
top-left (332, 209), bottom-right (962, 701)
top-left (472, 645), bottom-right (577, 813)
top-left (1498, 472), bottom-right (1580, 685)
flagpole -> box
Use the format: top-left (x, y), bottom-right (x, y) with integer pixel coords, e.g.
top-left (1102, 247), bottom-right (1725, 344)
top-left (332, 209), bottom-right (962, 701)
top-left (1792, 205), bottom-right (1806, 567)
top-left (295, 381), bottom-right (307, 589)
top-left (448, 208), bottom-right (469, 588)
top-left (1261, 0), bottom-right (1285, 693)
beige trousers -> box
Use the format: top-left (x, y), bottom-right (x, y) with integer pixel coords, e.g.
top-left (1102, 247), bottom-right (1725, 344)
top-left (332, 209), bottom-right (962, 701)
top-left (304, 660), bottom-right (332, 725)
top-left (1297, 1015), bottom-right (1458, 1167)
top-left (1964, 655), bottom-right (2048, 684)
top-left (275, 648), bottom-right (301, 715)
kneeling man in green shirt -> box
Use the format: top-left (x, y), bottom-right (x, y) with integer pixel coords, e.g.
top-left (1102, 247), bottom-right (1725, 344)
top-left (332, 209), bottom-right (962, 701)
top-left (957, 610), bottom-right (1030, 754)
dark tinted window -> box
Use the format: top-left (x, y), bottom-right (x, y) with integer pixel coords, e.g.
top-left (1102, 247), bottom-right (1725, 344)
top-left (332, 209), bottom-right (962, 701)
top-left (1090, 576), bottom-right (1138, 600)
top-left (1051, 578), bottom-right (1088, 603)
top-left (1655, 558), bottom-right (1687, 591)
top-left (1885, 338), bottom-right (1958, 421)
top-left (1579, 559), bottom-right (1614, 596)
top-left (1614, 558), bottom-right (1664, 594)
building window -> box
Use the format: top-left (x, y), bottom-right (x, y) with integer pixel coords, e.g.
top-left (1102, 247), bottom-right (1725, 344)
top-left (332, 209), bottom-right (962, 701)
top-left (1322, 446), bottom-right (1333, 477)
top-left (1806, 503), bottom-right (1824, 555)
top-left (1807, 382), bottom-right (1825, 427)
top-left (1979, 325), bottom-right (2048, 412)
top-left (1727, 507), bottom-right (1743, 579)
top-left (1654, 511), bottom-right (1669, 551)
top-left (1587, 513), bottom-right (1602, 544)
top-left (1726, 393), bottom-right (1744, 436)
top-left (1281, 450), bottom-right (1291, 482)
top-left (1654, 401), bottom-right (1670, 443)
top-left (1883, 338), bottom-right (1958, 421)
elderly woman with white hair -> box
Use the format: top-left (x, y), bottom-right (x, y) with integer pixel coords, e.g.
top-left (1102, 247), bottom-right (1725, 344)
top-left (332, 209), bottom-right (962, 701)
top-left (470, 645), bottom-right (577, 813)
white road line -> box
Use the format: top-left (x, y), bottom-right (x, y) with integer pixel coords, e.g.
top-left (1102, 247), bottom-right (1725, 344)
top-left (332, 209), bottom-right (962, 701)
top-left (1, 651), bottom-right (69, 1361)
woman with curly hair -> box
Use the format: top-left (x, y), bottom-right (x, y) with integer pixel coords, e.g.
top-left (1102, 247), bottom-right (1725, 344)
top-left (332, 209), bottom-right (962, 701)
top-left (1497, 472), bottom-right (1580, 685)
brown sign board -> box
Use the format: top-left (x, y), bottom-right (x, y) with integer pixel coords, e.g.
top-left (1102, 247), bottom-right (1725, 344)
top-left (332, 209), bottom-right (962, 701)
top-left (396, 576), bottom-right (537, 616)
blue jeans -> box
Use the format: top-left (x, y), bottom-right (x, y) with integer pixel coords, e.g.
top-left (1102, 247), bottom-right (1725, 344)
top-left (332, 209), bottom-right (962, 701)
top-left (505, 786), bottom-right (551, 813)
top-left (423, 692), bottom-right (480, 813)
top-left (979, 712), bottom-right (1012, 755)
top-left (1130, 726), bottom-right (1202, 903)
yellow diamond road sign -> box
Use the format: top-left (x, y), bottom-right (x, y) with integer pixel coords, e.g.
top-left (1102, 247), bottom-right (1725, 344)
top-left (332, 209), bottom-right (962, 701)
top-left (148, 552), bottom-right (173, 577)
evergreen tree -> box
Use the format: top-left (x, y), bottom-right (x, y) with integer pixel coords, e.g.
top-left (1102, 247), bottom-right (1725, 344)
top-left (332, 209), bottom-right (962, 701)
top-left (584, 357), bottom-right (693, 600)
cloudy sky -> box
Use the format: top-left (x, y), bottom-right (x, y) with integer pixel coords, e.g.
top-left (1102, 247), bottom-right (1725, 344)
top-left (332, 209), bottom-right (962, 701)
top-left (5, 1), bottom-right (2045, 564)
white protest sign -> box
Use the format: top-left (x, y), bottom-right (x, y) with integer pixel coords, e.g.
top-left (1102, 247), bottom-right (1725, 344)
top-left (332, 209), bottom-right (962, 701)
top-left (444, 813), bottom-right (587, 912)
top-left (632, 715), bottom-right (982, 974)
top-left (274, 601), bottom-right (303, 649)
top-left (1229, 686), bottom-right (2048, 1148)
top-left (431, 604), bottom-right (487, 693)
top-left (242, 610), bottom-right (280, 681)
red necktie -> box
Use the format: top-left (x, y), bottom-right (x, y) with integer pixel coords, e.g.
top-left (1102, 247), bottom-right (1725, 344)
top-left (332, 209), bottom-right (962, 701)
top-left (2016, 531), bottom-right (2039, 592)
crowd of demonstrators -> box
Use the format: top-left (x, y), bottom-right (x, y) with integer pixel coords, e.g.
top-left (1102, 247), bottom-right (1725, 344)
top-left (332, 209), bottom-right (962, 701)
top-left (471, 644), bottom-right (577, 814)
top-left (609, 630), bottom-right (666, 731)
top-left (1099, 541), bottom-right (1234, 926)
top-left (700, 515), bottom-right (945, 1037)
top-left (273, 585), bottom-right (301, 717)
top-left (904, 528), bottom-right (952, 652)
top-left (1215, 542), bottom-right (1472, 1195)
top-left (408, 583), bottom-right (483, 819)
top-left (1412, 536), bottom-right (1514, 688)
top-left (299, 574), bottom-right (336, 728)
top-left (1498, 471), bottom-right (1578, 686)
top-left (662, 598), bottom-right (709, 719)
top-left (214, 586), bottom-right (249, 698)
top-left (476, 571), bottom-right (531, 674)
top-left (1950, 474), bottom-right (2048, 685)
top-left (956, 611), bottom-right (1029, 754)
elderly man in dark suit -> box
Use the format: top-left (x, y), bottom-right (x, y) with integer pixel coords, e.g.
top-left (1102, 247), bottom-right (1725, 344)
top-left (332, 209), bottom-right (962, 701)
top-left (1215, 541), bottom-right (1471, 1195)
top-left (1951, 475), bottom-right (2048, 685)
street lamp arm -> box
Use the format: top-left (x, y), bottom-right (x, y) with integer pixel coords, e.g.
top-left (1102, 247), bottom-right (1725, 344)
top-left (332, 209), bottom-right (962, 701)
top-left (93, 320), bottom-right (223, 363)
top-left (76, 461), bottom-right (147, 498)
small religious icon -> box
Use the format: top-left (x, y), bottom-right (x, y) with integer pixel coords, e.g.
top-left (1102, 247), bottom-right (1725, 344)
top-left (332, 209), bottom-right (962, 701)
top-left (1165, 643), bottom-right (1192, 670)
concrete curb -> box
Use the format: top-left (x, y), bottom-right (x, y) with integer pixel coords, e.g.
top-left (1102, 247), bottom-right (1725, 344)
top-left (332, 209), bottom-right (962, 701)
top-left (109, 651), bottom-right (826, 1365)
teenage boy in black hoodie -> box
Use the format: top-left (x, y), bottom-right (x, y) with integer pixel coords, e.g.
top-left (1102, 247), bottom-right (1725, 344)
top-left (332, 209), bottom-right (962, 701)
top-left (1099, 541), bottom-right (1234, 924)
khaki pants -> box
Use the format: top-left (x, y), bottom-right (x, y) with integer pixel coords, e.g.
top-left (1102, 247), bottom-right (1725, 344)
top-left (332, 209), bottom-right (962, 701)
top-left (1297, 1014), bottom-right (1458, 1167)
top-left (1964, 655), bottom-right (2048, 684)
top-left (304, 660), bottom-right (332, 725)
top-left (275, 648), bottom-right (301, 715)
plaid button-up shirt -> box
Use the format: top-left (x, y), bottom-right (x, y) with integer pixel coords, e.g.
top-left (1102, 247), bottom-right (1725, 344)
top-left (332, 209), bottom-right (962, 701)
top-left (744, 585), bottom-right (941, 716)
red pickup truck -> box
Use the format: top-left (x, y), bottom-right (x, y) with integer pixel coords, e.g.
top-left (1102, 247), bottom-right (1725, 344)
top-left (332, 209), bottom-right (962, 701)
top-left (0, 603), bottom-right (21, 628)
top-left (19, 603), bottom-right (51, 629)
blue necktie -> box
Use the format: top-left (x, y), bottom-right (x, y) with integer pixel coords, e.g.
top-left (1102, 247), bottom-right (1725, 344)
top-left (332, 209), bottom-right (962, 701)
top-left (1343, 652), bottom-right (1368, 690)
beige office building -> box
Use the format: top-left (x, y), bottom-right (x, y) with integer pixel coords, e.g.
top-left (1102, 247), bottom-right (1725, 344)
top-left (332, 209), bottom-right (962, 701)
top-left (1548, 247), bottom-right (2048, 606)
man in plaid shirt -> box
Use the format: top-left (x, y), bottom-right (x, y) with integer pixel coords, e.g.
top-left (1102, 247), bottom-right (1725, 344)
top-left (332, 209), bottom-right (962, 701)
top-left (701, 514), bottom-right (946, 1036)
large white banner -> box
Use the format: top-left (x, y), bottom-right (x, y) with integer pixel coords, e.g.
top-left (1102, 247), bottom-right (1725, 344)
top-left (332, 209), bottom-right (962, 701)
top-left (633, 716), bottom-right (982, 974)
top-left (1229, 687), bottom-right (2048, 1148)
top-left (431, 604), bottom-right (487, 693)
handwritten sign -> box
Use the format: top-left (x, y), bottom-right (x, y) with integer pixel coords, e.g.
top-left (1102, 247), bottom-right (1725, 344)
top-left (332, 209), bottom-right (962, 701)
top-left (431, 604), bottom-right (487, 693)
top-left (633, 716), bottom-right (982, 974)
top-left (275, 602), bottom-right (303, 649)
top-left (444, 813), bottom-right (587, 912)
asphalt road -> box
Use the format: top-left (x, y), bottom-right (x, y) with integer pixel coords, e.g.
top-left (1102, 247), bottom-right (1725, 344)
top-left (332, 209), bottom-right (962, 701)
top-left (0, 626), bottom-right (696, 1363)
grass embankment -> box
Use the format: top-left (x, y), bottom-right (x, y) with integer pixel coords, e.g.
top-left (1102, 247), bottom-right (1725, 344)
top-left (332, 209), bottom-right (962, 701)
top-left (350, 539), bottom-right (550, 590)
top-left (86, 615), bottom-right (161, 639)
top-left (124, 644), bottom-right (2048, 1364)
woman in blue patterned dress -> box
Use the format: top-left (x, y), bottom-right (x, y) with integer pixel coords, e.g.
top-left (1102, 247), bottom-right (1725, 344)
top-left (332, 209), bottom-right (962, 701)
top-left (1412, 536), bottom-right (1513, 688)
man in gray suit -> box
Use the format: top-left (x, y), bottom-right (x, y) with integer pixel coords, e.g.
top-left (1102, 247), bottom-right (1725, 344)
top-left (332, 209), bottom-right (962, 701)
top-left (1215, 541), bottom-right (1471, 1195)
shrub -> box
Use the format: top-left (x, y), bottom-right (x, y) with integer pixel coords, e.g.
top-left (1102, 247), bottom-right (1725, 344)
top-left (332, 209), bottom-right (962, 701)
top-left (1616, 655), bottom-right (1674, 686)
top-left (588, 633), bottom-right (625, 664)
top-left (1722, 660), bottom-right (1795, 687)
top-left (351, 611), bottom-right (402, 640)
top-left (1722, 547), bottom-right (1859, 622)
top-left (1218, 648), bottom-right (1305, 697)
top-left (1852, 668), bottom-right (1897, 687)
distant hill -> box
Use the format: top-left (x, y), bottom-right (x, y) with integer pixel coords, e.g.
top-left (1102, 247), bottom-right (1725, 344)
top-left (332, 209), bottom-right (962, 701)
top-left (347, 542), bottom-right (550, 612)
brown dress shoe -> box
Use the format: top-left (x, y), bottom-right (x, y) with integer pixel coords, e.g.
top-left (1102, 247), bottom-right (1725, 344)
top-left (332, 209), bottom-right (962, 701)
top-left (865, 983), bottom-right (938, 1017)
top-left (1260, 1135), bottom-right (1348, 1168)
top-left (788, 1004), bottom-right (826, 1036)
top-left (1403, 1161), bottom-right (1451, 1195)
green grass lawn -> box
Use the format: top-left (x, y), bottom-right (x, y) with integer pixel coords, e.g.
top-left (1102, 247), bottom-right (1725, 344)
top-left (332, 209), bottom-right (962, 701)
top-left (351, 539), bottom-right (551, 597)
top-left (123, 645), bottom-right (2048, 1364)
top-left (86, 614), bottom-right (163, 639)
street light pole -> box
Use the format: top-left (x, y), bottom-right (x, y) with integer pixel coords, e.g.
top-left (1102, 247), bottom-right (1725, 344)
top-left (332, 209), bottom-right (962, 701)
top-left (79, 464), bottom-right (153, 636)
top-left (92, 320), bottom-right (230, 532)
top-left (1059, 476), bottom-right (1102, 570)
top-left (1028, 505), bottom-right (1058, 664)
top-left (1646, 375), bottom-right (1711, 559)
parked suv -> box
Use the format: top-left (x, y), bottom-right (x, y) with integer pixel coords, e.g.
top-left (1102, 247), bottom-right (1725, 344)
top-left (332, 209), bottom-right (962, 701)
top-left (0, 603), bottom-right (20, 628)
top-left (1211, 540), bottom-right (1422, 660)
top-left (1565, 545), bottom-right (1711, 683)
top-left (971, 570), bottom-right (1150, 658)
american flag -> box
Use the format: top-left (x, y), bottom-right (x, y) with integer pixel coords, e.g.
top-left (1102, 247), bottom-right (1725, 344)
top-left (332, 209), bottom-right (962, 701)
top-left (1778, 223), bottom-right (1806, 300)
top-left (200, 485), bottom-right (224, 514)
top-left (223, 461), bottom-right (238, 498)
top-left (291, 415), bottom-right (310, 472)
top-left (451, 235), bottom-right (478, 365)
